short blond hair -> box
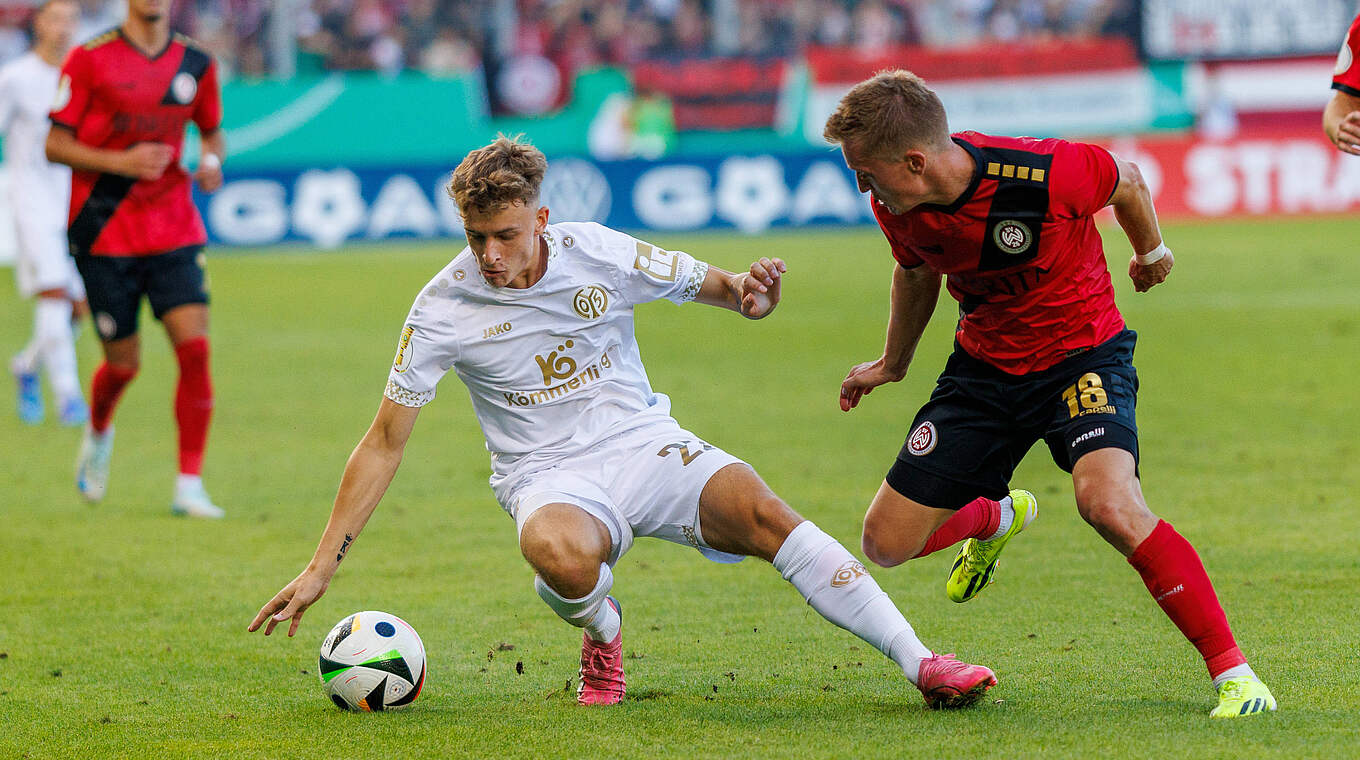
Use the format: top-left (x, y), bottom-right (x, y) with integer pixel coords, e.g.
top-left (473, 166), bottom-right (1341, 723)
top-left (823, 70), bottom-right (950, 159)
top-left (447, 134), bottom-right (548, 215)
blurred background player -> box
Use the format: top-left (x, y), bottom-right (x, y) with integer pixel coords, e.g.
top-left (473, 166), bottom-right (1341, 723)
top-left (823, 70), bottom-right (1274, 719)
top-left (1, 0), bottom-right (87, 427)
top-left (46, 0), bottom-right (225, 517)
top-left (250, 135), bottom-right (998, 710)
top-left (1324, 10), bottom-right (1360, 156)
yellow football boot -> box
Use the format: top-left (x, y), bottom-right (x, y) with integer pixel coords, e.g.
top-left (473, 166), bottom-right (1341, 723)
top-left (1209, 676), bottom-right (1276, 718)
top-left (946, 489), bottom-right (1038, 603)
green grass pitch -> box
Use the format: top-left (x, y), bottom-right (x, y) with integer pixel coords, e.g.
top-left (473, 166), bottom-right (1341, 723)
top-left (1, 218), bottom-right (1356, 758)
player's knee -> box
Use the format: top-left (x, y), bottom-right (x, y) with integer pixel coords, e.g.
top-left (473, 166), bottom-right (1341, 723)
top-left (749, 494), bottom-right (799, 546)
top-left (860, 524), bottom-right (910, 568)
top-left (1075, 488), bottom-right (1142, 537)
top-left (519, 529), bottom-right (602, 593)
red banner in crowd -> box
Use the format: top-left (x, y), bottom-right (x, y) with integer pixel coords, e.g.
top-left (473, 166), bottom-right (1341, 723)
top-left (632, 57), bottom-right (786, 131)
top-left (806, 38), bottom-right (1140, 84)
top-left (1101, 127), bottom-right (1360, 218)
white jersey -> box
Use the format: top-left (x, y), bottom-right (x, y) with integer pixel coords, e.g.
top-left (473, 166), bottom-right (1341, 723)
top-left (0, 51), bottom-right (71, 219)
top-left (384, 222), bottom-right (710, 483)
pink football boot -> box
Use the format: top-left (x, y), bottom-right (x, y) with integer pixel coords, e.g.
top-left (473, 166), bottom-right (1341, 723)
top-left (916, 653), bottom-right (997, 709)
top-left (577, 597), bottom-right (625, 705)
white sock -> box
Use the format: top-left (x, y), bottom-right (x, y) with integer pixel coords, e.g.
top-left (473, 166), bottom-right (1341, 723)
top-left (982, 495), bottom-right (1015, 541)
top-left (1212, 663), bottom-right (1257, 689)
top-left (35, 298), bottom-right (80, 403)
top-left (12, 304), bottom-right (43, 373)
top-left (176, 474), bottom-right (203, 493)
top-left (773, 521), bottom-right (934, 684)
top-left (534, 562), bottom-right (621, 642)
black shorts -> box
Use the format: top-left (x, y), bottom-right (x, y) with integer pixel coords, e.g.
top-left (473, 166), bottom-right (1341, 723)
top-left (73, 246), bottom-right (209, 341)
top-left (886, 329), bottom-right (1140, 510)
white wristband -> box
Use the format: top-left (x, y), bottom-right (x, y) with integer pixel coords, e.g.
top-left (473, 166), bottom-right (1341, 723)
top-left (200, 152), bottom-right (221, 171)
top-left (1136, 243), bottom-right (1169, 266)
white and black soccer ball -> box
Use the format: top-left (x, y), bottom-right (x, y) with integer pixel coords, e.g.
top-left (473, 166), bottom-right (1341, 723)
top-left (319, 610), bottom-right (426, 711)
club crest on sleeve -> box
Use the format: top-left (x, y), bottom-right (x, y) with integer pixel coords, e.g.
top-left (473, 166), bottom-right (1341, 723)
top-left (992, 220), bottom-right (1032, 255)
top-left (908, 421), bottom-right (937, 456)
top-left (572, 285), bottom-right (609, 319)
top-left (393, 324), bottom-right (415, 373)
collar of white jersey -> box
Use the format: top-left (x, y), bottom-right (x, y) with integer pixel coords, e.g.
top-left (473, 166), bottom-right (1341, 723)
top-left (541, 227), bottom-right (564, 264)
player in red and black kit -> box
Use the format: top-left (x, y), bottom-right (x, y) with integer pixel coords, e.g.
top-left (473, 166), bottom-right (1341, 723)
top-left (46, 0), bottom-right (225, 518)
top-left (1324, 12), bottom-right (1360, 155)
top-left (819, 71), bottom-right (1275, 718)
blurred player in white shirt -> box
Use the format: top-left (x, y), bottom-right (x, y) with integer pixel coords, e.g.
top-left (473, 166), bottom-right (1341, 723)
top-left (251, 135), bottom-right (999, 709)
top-left (1, 0), bottom-right (87, 426)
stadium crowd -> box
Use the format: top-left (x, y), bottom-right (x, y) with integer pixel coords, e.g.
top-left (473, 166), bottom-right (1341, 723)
top-left (0, 0), bottom-right (1138, 78)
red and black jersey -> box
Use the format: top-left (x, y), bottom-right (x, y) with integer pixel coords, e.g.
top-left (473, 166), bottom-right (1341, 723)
top-left (1334, 13), bottom-right (1360, 97)
top-left (872, 131), bottom-right (1124, 375)
top-left (49, 28), bottom-right (221, 256)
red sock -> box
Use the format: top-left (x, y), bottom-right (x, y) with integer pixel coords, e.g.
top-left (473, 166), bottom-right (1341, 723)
top-left (89, 362), bottom-right (137, 433)
top-left (1128, 520), bottom-right (1246, 679)
top-left (174, 337), bottom-right (213, 476)
top-left (912, 496), bottom-right (1002, 558)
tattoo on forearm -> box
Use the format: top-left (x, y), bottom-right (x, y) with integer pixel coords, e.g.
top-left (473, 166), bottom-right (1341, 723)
top-left (337, 533), bottom-right (354, 563)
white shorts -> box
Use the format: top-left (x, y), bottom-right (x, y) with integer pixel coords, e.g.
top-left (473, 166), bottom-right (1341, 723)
top-left (12, 198), bottom-right (82, 300)
top-left (492, 417), bottom-right (747, 566)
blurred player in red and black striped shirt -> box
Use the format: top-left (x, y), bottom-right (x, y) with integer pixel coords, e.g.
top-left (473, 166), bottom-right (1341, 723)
top-left (822, 70), bottom-right (1275, 718)
top-left (46, 0), bottom-right (225, 517)
top-left (1324, 11), bottom-right (1360, 155)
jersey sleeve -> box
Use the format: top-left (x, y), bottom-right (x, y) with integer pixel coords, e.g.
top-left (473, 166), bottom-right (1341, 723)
top-left (193, 57), bottom-right (223, 133)
top-left (1047, 139), bottom-right (1120, 218)
top-left (871, 198), bottom-right (923, 268)
top-left (1333, 14), bottom-right (1360, 96)
top-left (49, 48), bottom-right (91, 130)
top-left (383, 296), bottom-right (459, 408)
top-left (605, 228), bottom-right (709, 305)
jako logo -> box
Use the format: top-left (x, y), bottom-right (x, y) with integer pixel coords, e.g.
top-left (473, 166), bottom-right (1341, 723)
top-left (535, 340), bottom-right (577, 385)
top-left (482, 322), bottom-right (512, 339)
top-left (830, 560), bottom-right (867, 588)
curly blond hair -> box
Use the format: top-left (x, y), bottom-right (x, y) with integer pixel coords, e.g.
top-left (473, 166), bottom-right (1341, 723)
top-left (447, 134), bottom-right (548, 215)
top-left (823, 70), bottom-right (951, 159)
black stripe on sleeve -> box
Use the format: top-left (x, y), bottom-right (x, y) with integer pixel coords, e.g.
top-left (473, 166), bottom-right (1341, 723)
top-left (160, 46), bottom-right (211, 105)
top-left (977, 147), bottom-right (1054, 272)
top-left (68, 173), bottom-right (137, 254)
top-left (1333, 82), bottom-right (1360, 98)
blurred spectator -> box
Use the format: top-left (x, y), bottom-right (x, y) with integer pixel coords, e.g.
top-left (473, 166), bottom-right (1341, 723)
top-left (0, 0), bottom-right (1142, 78)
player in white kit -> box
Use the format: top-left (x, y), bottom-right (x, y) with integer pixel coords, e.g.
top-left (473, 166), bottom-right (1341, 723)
top-left (1, 0), bottom-right (87, 426)
top-left (250, 136), bottom-right (997, 708)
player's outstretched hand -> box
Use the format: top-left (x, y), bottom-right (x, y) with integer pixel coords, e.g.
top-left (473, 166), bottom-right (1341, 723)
top-left (1331, 110), bottom-right (1360, 155)
top-left (121, 142), bottom-right (175, 180)
top-left (839, 357), bottom-right (904, 412)
top-left (248, 569), bottom-right (332, 638)
top-left (1128, 249), bottom-right (1174, 292)
top-left (739, 257), bottom-right (786, 318)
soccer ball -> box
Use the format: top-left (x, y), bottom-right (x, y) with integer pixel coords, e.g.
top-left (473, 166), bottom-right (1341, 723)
top-left (319, 610), bottom-right (426, 711)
